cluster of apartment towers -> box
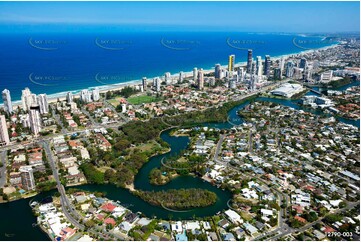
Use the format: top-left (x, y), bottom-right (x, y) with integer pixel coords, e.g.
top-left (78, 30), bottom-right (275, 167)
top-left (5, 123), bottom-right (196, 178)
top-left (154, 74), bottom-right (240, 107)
top-left (0, 88), bottom-right (50, 145)
top-left (139, 50), bottom-right (302, 94)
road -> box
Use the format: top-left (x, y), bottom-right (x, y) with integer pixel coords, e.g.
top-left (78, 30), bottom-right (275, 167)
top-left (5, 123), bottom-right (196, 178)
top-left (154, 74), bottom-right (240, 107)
top-left (213, 134), bottom-right (225, 162)
top-left (265, 201), bottom-right (360, 241)
top-left (0, 150), bottom-right (8, 187)
top-left (43, 140), bottom-right (129, 240)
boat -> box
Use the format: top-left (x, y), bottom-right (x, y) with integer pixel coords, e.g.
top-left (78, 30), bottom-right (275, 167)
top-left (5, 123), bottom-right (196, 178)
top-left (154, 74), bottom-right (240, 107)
top-left (30, 201), bottom-right (38, 208)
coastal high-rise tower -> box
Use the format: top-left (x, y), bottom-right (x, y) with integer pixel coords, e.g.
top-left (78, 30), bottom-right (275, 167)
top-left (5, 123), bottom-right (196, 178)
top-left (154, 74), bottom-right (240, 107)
top-left (280, 57), bottom-right (285, 76)
top-left (256, 56), bottom-right (263, 77)
top-left (198, 69), bottom-right (204, 90)
top-left (2, 89), bottom-right (13, 114)
top-left (215, 64), bottom-right (221, 79)
top-left (286, 61), bottom-right (294, 78)
top-left (66, 92), bottom-right (73, 103)
top-left (0, 115), bottom-right (10, 146)
top-left (37, 94), bottom-right (49, 114)
top-left (164, 72), bottom-right (171, 84)
top-left (299, 58), bottom-right (307, 70)
top-left (247, 49), bottom-right (253, 74)
top-left (264, 55), bottom-right (271, 77)
top-left (21, 87), bottom-right (33, 111)
top-left (29, 105), bottom-right (42, 135)
top-left (274, 68), bottom-right (282, 80)
top-left (193, 68), bottom-right (198, 82)
top-left (228, 55), bottom-right (235, 73)
top-left (142, 77), bottom-right (147, 91)
top-left (92, 87), bottom-right (100, 101)
top-left (178, 72), bottom-right (184, 83)
top-left (80, 89), bottom-right (92, 103)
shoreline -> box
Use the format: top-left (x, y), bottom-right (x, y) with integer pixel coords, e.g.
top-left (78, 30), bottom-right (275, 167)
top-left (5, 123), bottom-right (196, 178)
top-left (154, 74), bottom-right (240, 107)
top-left (2, 42), bottom-right (340, 108)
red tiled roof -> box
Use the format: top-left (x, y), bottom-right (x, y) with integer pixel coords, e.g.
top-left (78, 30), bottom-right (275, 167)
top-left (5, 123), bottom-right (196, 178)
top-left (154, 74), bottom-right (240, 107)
top-left (294, 216), bottom-right (306, 223)
top-left (104, 218), bottom-right (116, 226)
top-left (100, 202), bottom-right (116, 212)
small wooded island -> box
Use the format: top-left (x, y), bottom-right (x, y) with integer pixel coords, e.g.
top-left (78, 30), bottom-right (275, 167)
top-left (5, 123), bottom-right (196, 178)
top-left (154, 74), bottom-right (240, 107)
top-left (134, 188), bottom-right (217, 210)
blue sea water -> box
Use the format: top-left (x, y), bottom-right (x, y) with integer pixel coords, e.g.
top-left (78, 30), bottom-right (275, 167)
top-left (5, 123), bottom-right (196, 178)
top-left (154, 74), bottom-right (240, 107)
top-left (0, 31), bottom-right (334, 102)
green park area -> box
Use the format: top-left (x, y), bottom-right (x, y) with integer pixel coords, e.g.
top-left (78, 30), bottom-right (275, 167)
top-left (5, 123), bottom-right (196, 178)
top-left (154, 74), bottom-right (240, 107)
top-left (127, 95), bottom-right (163, 105)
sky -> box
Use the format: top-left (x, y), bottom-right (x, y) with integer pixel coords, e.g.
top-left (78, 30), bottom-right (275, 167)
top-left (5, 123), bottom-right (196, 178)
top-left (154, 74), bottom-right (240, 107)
top-left (0, 1), bottom-right (359, 33)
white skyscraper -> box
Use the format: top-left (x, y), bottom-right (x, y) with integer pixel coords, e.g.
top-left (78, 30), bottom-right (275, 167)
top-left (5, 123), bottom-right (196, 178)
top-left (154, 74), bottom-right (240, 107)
top-left (29, 105), bottom-right (42, 135)
top-left (2, 89), bottom-right (13, 114)
top-left (280, 57), bottom-right (285, 75)
top-left (37, 94), bottom-right (49, 114)
top-left (92, 88), bottom-right (100, 101)
top-left (80, 89), bottom-right (92, 103)
top-left (0, 115), bottom-right (10, 146)
top-left (256, 56), bottom-right (263, 77)
top-left (21, 88), bottom-right (33, 111)
top-left (66, 92), bottom-right (73, 103)
top-left (193, 67), bottom-right (198, 82)
top-left (164, 72), bottom-right (171, 84)
top-left (155, 78), bottom-right (161, 92)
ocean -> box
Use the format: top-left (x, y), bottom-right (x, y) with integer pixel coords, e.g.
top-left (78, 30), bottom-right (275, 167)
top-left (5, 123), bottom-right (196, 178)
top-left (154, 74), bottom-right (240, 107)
top-left (0, 31), bottom-right (335, 102)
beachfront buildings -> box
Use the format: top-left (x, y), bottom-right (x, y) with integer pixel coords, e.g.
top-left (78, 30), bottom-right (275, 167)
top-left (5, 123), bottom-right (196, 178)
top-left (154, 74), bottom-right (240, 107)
top-left (29, 104), bottom-right (42, 135)
top-left (2, 89), bottom-right (13, 114)
top-left (228, 54), bottom-right (235, 72)
top-left (198, 70), bottom-right (204, 90)
top-left (21, 87), bottom-right (34, 111)
top-left (247, 49), bottom-right (253, 74)
top-left (264, 55), bottom-right (271, 77)
top-left (256, 56), bottom-right (263, 77)
top-left (66, 91), bottom-right (73, 103)
top-left (142, 77), bottom-right (147, 92)
top-left (0, 114), bottom-right (10, 146)
top-left (80, 88), bottom-right (101, 103)
top-left (37, 94), bottom-right (49, 114)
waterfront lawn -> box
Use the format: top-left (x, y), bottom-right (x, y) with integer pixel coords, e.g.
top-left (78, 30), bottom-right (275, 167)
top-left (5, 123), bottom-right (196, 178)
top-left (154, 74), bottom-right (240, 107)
top-left (127, 140), bottom-right (162, 154)
top-left (127, 95), bottom-right (163, 105)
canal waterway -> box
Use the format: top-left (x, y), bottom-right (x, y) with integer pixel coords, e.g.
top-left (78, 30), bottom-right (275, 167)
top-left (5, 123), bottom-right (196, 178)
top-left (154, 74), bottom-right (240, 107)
top-left (0, 82), bottom-right (359, 240)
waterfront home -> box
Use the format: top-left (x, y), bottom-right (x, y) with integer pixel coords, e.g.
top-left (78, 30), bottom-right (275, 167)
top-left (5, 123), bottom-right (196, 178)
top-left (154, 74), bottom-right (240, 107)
top-left (233, 227), bottom-right (245, 240)
top-left (224, 209), bottom-right (243, 225)
top-left (218, 219), bottom-right (230, 229)
top-left (243, 222), bottom-right (258, 237)
top-left (100, 202), bottom-right (117, 213)
top-left (222, 232), bottom-right (236, 241)
top-left (171, 221), bottom-right (183, 233)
